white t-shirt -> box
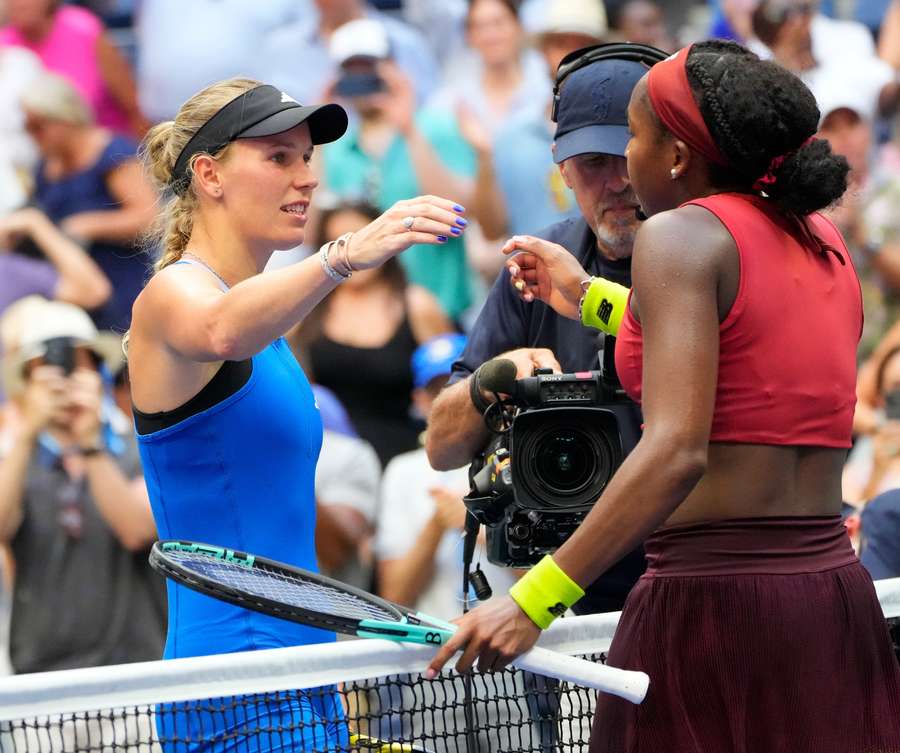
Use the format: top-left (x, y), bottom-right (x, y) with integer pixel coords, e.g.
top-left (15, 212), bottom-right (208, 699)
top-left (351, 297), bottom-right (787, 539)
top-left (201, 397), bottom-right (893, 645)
top-left (315, 429), bottom-right (381, 589)
top-left (375, 447), bottom-right (517, 621)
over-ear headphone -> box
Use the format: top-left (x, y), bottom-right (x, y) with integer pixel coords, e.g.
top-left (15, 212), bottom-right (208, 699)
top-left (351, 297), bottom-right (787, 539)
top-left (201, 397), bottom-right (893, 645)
top-left (551, 42), bottom-right (670, 124)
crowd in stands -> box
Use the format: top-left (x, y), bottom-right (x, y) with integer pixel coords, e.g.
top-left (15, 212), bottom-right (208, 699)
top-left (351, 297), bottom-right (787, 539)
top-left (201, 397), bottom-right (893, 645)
top-left (1, 0), bottom-right (900, 674)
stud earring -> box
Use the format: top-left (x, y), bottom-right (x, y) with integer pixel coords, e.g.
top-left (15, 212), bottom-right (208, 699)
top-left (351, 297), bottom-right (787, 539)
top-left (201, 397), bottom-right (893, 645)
top-left (670, 168), bottom-right (678, 180)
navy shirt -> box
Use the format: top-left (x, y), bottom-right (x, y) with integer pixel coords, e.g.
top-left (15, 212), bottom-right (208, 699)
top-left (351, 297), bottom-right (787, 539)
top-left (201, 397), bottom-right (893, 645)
top-left (449, 215), bottom-right (645, 614)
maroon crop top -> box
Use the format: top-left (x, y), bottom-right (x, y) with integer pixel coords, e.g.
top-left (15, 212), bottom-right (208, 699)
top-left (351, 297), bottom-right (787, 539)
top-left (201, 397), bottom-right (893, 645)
top-left (614, 193), bottom-right (862, 448)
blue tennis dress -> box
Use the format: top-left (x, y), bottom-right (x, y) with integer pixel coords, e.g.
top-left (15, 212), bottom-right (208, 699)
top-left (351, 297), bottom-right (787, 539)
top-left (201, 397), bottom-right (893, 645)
top-left (137, 311), bottom-right (346, 750)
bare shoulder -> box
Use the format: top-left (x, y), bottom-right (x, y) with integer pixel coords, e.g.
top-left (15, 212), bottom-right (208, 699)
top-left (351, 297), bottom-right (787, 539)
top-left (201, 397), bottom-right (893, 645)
top-left (131, 263), bottom-right (223, 340)
top-left (633, 204), bottom-right (735, 278)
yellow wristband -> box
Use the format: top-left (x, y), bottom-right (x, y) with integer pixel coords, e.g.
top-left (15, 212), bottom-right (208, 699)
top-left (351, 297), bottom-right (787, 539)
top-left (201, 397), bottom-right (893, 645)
top-left (509, 555), bottom-right (585, 630)
top-left (580, 277), bottom-right (630, 335)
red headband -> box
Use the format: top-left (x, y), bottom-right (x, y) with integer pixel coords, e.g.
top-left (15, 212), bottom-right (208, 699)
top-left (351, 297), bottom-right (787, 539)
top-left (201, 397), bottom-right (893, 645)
top-left (646, 45), bottom-right (730, 168)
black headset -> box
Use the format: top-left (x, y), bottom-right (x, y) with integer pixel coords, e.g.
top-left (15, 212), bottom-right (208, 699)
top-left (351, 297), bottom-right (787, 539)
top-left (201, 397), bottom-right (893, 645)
top-left (551, 42), bottom-right (670, 124)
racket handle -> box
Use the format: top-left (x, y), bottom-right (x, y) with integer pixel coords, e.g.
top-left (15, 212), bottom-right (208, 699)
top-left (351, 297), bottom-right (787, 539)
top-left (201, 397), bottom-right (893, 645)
top-left (511, 645), bottom-right (649, 704)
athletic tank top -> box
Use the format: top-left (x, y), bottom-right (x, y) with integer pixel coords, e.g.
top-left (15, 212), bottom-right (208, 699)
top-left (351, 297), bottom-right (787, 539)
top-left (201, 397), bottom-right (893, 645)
top-left (615, 193), bottom-right (862, 448)
top-left (307, 311), bottom-right (420, 467)
top-left (135, 259), bottom-right (333, 659)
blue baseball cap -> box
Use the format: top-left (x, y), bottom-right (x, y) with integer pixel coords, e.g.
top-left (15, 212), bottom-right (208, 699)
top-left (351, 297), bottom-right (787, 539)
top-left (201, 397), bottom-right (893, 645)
top-left (412, 333), bottom-right (467, 390)
top-left (553, 58), bottom-right (648, 164)
top-left (861, 490), bottom-right (900, 580)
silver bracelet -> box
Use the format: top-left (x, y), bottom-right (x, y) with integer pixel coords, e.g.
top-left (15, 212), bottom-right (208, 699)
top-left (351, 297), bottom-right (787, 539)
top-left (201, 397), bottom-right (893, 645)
top-left (319, 242), bottom-right (350, 283)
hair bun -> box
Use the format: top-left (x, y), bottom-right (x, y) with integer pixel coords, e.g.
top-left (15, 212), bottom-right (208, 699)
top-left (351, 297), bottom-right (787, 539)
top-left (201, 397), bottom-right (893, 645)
top-left (140, 120), bottom-right (178, 189)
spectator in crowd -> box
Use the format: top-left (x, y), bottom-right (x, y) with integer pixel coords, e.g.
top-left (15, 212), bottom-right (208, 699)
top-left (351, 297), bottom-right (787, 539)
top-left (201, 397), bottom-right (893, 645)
top-left (22, 72), bottom-right (156, 332)
top-left (395, 0), bottom-right (468, 65)
top-left (814, 94), bottom-right (900, 361)
top-left (750, 0), bottom-right (894, 120)
top-left (0, 207), bottom-right (111, 318)
top-left (0, 0), bottom-right (148, 137)
top-left (0, 297), bottom-right (162, 673)
top-left (320, 19), bottom-right (477, 322)
top-left (607, 0), bottom-right (675, 51)
top-left (314, 426), bottom-right (381, 590)
top-left (466, 0), bottom-right (606, 241)
top-left (134, 0), bottom-right (309, 124)
top-left (436, 0), bottom-right (550, 137)
top-left (297, 202), bottom-right (454, 467)
top-left (0, 44), bottom-right (42, 212)
top-left (860, 489), bottom-right (900, 579)
top-left (376, 333), bottom-right (516, 619)
top-left (844, 345), bottom-right (900, 504)
top-left (437, 0), bottom-right (552, 283)
top-left (262, 0), bottom-right (439, 108)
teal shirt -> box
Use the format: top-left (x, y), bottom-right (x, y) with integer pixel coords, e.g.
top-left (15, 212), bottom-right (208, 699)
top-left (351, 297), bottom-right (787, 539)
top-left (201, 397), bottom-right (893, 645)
top-left (323, 110), bottom-right (476, 320)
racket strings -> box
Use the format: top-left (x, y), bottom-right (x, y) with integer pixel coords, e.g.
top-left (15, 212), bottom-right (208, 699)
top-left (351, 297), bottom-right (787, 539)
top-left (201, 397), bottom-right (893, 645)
top-left (166, 551), bottom-right (397, 622)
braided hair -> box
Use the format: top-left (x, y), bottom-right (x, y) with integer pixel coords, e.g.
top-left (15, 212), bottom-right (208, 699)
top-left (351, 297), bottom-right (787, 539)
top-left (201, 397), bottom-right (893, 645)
top-left (684, 40), bottom-right (848, 216)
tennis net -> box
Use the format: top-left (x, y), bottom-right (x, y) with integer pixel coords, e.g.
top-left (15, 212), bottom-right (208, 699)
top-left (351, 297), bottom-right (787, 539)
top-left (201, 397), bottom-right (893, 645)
top-left (3, 579), bottom-right (899, 753)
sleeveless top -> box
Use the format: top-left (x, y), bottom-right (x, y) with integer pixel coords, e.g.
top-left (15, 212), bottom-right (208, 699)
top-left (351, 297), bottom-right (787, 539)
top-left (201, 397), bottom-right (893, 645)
top-left (307, 311), bottom-right (420, 467)
top-left (615, 193), bottom-right (862, 448)
top-left (134, 259), bottom-right (333, 659)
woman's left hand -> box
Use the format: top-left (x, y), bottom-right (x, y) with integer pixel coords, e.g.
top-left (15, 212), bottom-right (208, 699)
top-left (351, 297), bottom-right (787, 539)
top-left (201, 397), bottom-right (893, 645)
top-left (502, 235), bottom-right (588, 320)
top-left (425, 595), bottom-right (541, 678)
top-left (347, 195), bottom-right (467, 270)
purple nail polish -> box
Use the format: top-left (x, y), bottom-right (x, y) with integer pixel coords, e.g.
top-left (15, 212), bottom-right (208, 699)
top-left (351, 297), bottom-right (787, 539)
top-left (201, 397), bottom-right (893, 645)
top-left (450, 227), bottom-right (461, 235)
top-left (456, 217), bottom-right (468, 227)
top-left (453, 204), bottom-right (465, 212)
top-left (437, 235), bottom-right (449, 242)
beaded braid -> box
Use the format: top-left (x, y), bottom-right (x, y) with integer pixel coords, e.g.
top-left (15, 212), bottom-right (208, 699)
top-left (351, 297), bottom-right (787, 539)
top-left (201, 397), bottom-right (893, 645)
top-left (677, 40), bottom-right (848, 216)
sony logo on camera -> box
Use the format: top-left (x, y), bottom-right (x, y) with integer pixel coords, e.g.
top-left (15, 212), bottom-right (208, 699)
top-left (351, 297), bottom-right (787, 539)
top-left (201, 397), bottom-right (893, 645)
top-left (463, 362), bottom-right (636, 568)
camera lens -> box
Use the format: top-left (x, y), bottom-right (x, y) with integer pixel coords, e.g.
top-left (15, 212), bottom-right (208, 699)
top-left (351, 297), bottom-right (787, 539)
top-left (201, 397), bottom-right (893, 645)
top-left (510, 407), bottom-right (623, 511)
top-left (535, 432), bottom-right (593, 494)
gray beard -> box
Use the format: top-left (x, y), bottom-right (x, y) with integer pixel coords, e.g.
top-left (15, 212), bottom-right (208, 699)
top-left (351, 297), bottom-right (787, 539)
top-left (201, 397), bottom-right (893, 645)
top-left (593, 215), bottom-right (637, 261)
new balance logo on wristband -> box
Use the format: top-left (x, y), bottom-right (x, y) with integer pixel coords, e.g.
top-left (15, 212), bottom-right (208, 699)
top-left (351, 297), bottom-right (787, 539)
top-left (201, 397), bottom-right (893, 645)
top-left (597, 299), bottom-right (614, 326)
top-left (548, 602), bottom-right (567, 618)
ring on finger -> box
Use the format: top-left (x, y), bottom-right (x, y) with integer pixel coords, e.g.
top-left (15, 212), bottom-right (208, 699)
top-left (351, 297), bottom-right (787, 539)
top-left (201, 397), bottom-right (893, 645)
top-left (402, 216), bottom-right (415, 231)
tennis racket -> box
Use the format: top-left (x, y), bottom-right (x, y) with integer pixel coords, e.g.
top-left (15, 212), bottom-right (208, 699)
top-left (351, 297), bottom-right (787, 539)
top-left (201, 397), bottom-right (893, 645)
top-left (149, 540), bottom-right (649, 704)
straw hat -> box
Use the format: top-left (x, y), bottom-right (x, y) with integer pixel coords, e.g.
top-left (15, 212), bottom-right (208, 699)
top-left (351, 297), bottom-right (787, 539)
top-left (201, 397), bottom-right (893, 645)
top-left (1, 296), bottom-right (125, 396)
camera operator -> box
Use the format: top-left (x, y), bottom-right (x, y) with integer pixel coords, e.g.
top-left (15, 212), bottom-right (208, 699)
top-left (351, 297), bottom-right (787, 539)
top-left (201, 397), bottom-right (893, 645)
top-left (427, 44), bottom-right (664, 614)
top-left (0, 298), bottom-right (162, 673)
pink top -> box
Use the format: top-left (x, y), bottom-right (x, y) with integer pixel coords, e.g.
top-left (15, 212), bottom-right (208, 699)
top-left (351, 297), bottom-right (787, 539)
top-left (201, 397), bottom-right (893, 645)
top-left (0, 5), bottom-right (129, 133)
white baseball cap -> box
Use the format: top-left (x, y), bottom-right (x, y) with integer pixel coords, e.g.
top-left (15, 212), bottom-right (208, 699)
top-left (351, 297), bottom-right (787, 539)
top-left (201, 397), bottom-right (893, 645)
top-left (530, 0), bottom-right (608, 41)
top-left (329, 18), bottom-right (391, 66)
top-left (0, 296), bottom-right (124, 395)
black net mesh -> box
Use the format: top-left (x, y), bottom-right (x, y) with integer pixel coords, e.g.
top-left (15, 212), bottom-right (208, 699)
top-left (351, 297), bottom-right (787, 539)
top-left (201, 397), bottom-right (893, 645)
top-left (2, 653), bottom-right (606, 753)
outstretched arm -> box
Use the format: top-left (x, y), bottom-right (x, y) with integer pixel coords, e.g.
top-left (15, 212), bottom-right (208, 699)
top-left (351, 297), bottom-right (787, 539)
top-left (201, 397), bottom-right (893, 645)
top-left (426, 206), bottom-right (725, 676)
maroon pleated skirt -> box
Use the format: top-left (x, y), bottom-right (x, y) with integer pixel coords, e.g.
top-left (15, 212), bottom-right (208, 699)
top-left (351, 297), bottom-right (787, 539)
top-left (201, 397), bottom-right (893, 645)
top-left (590, 516), bottom-right (900, 753)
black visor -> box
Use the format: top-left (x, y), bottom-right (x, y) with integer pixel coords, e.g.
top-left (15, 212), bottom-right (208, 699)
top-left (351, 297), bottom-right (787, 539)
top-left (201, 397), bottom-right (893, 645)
top-left (170, 84), bottom-right (348, 195)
